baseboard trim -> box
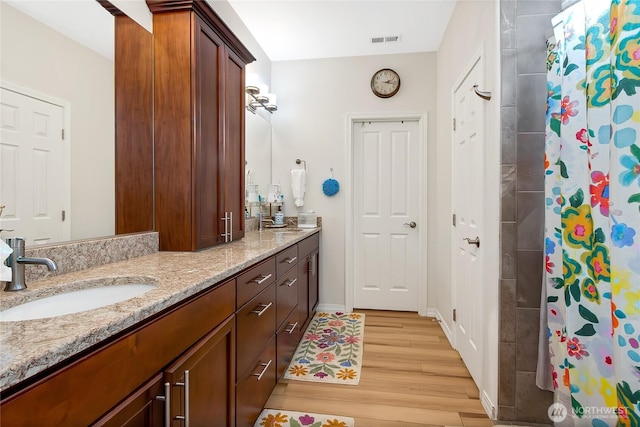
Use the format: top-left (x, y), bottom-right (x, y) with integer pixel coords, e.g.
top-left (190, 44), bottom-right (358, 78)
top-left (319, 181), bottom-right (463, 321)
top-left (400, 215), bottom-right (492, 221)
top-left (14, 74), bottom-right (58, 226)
top-left (428, 307), bottom-right (455, 347)
top-left (481, 390), bottom-right (496, 420)
top-left (316, 303), bottom-right (347, 313)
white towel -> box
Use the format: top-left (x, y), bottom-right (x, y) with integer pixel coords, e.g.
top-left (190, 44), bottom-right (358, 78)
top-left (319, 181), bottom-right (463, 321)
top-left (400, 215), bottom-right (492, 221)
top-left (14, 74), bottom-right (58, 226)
top-left (0, 239), bottom-right (13, 282)
top-left (290, 169), bottom-right (306, 208)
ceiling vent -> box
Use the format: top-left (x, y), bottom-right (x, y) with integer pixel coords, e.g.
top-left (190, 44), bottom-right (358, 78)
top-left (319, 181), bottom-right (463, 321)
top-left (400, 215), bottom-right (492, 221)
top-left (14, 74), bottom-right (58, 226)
top-left (370, 34), bottom-right (401, 44)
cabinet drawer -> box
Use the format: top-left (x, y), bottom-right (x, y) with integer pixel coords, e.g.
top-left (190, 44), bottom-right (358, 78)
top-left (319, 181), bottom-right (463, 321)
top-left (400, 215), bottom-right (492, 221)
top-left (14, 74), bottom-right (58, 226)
top-left (237, 258), bottom-right (276, 309)
top-left (276, 245), bottom-right (298, 278)
top-left (236, 283), bottom-right (276, 378)
top-left (236, 337), bottom-right (276, 427)
top-left (276, 309), bottom-right (301, 380)
top-left (299, 232), bottom-right (319, 259)
top-left (276, 265), bottom-right (298, 328)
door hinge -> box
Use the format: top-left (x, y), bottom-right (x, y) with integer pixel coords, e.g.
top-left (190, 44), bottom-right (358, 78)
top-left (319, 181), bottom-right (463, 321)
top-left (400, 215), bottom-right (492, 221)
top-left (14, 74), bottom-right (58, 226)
top-left (452, 213), bottom-right (456, 226)
top-left (453, 118), bottom-right (456, 131)
top-left (453, 308), bottom-right (456, 322)
top-left (62, 210), bottom-right (66, 222)
top-left (61, 129), bottom-right (65, 140)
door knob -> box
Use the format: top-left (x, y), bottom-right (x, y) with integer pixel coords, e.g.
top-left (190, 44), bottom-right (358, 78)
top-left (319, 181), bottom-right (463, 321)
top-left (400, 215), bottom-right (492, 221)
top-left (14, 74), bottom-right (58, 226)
top-left (464, 237), bottom-right (480, 248)
top-left (403, 221), bottom-right (417, 228)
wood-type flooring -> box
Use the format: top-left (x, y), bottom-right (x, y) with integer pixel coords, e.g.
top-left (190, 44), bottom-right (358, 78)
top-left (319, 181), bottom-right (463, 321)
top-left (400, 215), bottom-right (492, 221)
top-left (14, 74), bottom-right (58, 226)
top-left (264, 310), bottom-right (494, 426)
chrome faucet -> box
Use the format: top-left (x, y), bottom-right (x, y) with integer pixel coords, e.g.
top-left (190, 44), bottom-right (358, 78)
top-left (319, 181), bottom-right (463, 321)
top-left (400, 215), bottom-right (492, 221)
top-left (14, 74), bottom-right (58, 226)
top-left (258, 213), bottom-right (274, 231)
top-left (3, 237), bottom-right (58, 291)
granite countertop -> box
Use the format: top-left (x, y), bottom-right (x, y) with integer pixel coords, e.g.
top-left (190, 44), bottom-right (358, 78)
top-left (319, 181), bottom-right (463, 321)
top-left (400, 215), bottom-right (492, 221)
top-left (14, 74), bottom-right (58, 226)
top-left (0, 228), bottom-right (320, 393)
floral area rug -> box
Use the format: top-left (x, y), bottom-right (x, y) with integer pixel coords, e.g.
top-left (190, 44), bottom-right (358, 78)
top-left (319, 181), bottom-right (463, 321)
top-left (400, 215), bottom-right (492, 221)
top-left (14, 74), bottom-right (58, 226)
top-left (255, 409), bottom-right (355, 427)
top-left (283, 312), bottom-right (365, 385)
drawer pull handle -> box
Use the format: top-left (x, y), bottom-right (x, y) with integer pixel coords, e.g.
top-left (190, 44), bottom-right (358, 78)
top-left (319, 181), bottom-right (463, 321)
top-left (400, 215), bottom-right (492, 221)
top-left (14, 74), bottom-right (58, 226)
top-left (174, 370), bottom-right (190, 426)
top-left (253, 359), bottom-right (272, 381)
top-left (284, 278), bottom-right (297, 288)
top-left (251, 302), bottom-right (273, 317)
top-left (155, 382), bottom-right (171, 426)
top-left (283, 256), bottom-right (298, 264)
top-left (251, 273), bottom-right (272, 285)
top-left (286, 321), bottom-right (298, 334)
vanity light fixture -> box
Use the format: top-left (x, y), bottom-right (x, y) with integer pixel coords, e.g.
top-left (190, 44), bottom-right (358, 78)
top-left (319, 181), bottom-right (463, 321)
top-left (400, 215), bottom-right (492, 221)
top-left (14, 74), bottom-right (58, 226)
top-left (245, 74), bottom-right (277, 114)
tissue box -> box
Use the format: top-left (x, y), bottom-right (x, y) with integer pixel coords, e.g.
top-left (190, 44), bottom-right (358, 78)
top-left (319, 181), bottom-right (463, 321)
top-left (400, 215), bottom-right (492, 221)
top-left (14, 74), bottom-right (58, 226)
top-left (298, 211), bottom-right (317, 228)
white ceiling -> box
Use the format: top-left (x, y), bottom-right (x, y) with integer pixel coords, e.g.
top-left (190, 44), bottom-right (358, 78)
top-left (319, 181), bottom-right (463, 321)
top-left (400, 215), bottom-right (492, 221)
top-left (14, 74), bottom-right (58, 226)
top-left (3, 0), bottom-right (457, 62)
top-left (227, 0), bottom-right (457, 61)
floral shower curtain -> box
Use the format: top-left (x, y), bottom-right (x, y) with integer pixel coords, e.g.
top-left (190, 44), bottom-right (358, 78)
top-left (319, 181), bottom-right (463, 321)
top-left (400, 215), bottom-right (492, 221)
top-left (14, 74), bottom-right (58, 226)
top-left (542, 0), bottom-right (640, 425)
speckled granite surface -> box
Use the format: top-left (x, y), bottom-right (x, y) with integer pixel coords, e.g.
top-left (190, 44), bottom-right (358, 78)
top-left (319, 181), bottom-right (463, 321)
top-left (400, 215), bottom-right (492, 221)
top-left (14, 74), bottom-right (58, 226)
top-left (0, 227), bottom-right (319, 392)
top-left (22, 232), bottom-right (159, 283)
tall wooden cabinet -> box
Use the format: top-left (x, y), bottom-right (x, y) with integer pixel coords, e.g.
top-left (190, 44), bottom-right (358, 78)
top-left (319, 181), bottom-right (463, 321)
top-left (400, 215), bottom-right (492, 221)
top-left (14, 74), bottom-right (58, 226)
top-left (146, 0), bottom-right (255, 251)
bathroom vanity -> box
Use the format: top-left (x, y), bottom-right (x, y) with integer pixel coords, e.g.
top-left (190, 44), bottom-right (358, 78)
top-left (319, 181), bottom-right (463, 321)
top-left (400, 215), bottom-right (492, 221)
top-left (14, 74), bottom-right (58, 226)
top-left (0, 228), bottom-right (320, 426)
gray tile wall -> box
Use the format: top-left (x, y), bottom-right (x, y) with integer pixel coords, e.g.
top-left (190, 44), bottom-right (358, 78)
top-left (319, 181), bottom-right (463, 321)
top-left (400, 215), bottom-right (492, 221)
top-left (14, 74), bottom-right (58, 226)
top-left (499, 0), bottom-right (561, 422)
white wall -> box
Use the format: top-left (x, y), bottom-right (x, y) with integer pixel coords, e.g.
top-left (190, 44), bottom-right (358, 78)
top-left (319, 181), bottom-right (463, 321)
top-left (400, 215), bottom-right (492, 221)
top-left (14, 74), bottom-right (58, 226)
top-left (270, 52), bottom-right (437, 309)
top-left (435, 0), bottom-right (501, 416)
top-left (1, 2), bottom-right (115, 241)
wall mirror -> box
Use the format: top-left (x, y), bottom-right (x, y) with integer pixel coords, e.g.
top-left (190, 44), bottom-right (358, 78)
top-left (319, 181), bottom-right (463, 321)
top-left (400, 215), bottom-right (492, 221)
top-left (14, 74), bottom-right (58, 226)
top-left (244, 109), bottom-right (272, 214)
top-left (0, 0), bottom-right (117, 247)
top-left (0, 0), bottom-right (271, 247)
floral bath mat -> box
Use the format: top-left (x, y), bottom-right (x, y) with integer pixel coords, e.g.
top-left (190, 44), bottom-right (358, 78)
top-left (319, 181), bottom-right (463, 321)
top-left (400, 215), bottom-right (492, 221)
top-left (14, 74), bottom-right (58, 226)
top-left (255, 409), bottom-right (355, 427)
top-left (283, 312), bottom-right (365, 385)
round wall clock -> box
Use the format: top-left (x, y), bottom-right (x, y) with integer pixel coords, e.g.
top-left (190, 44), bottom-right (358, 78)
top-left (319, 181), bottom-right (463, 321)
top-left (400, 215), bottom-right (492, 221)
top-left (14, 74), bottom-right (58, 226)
top-left (370, 68), bottom-right (401, 98)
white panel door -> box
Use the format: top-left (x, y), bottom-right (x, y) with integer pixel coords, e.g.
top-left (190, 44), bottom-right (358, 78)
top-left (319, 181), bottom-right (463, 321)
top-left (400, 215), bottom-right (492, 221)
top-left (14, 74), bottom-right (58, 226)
top-left (452, 56), bottom-right (484, 386)
top-left (353, 120), bottom-right (420, 311)
top-left (0, 87), bottom-right (66, 245)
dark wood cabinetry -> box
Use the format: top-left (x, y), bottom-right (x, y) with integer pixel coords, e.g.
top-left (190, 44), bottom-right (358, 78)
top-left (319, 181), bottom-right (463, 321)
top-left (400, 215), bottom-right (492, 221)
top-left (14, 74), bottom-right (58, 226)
top-left (0, 280), bottom-right (235, 426)
top-left (0, 232), bottom-right (320, 427)
top-left (118, 0), bottom-right (255, 251)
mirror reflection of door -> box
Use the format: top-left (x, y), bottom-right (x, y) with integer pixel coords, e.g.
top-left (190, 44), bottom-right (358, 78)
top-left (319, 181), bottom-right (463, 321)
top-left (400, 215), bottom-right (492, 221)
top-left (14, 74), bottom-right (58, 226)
top-left (0, 87), bottom-right (69, 245)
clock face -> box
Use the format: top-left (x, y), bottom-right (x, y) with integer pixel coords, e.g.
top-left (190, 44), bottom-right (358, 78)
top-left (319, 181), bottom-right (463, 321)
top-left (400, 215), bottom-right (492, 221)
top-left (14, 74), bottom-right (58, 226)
top-left (371, 68), bottom-right (400, 98)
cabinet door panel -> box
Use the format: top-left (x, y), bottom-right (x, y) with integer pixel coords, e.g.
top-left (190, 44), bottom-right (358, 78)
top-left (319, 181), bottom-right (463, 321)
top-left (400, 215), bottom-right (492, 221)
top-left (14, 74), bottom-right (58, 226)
top-left (194, 15), bottom-right (224, 250)
top-left (309, 250), bottom-right (319, 316)
top-left (164, 315), bottom-right (235, 427)
top-left (298, 255), bottom-right (310, 329)
top-left (91, 374), bottom-right (164, 427)
top-left (224, 48), bottom-right (246, 242)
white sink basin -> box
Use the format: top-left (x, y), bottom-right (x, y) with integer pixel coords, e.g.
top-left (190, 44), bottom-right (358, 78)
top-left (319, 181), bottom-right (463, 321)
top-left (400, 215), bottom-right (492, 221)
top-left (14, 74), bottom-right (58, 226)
top-left (0, 284), bottom-right (156, 322)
